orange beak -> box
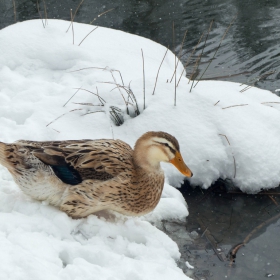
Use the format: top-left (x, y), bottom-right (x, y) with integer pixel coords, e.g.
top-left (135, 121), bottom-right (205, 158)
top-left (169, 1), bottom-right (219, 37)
top-left (169, 151), bottom-right (193, 177)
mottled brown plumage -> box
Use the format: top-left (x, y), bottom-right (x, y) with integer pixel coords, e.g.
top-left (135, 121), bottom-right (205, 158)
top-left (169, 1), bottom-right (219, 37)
top-left (0, 131), bottom-right (192, 218)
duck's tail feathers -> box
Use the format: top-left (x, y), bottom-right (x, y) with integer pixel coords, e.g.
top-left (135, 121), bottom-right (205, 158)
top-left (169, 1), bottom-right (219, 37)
top-left (0, 142), bottom-right (7, 167)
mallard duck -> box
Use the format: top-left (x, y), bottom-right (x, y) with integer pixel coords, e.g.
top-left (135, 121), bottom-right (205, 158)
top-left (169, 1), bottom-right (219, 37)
top-left (0, 131), bottom-right (192, 218)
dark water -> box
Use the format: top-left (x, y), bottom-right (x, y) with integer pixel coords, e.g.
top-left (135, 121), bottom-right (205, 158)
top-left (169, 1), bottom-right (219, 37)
top-left (1, 0), bottom-right (280, 92)
top-left (173, 181), bottom-right (280, 280)
top-left (1, 1), bottom-right (280, 279)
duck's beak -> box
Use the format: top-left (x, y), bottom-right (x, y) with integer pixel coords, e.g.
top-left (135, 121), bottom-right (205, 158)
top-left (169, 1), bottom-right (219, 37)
top-left (169, 151), bottom-right (193, 177)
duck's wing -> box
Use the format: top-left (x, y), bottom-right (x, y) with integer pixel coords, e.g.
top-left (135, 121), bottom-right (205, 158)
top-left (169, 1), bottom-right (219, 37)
top-left (17, 139), bottom-right (133, 185)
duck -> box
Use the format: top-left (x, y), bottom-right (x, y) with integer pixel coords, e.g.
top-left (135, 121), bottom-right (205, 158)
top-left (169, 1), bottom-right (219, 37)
top-left (0, 131), bottom-right (193, 218)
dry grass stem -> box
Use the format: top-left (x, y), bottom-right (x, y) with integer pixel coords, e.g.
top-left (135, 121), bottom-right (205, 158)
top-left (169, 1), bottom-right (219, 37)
top-left (81, 110), bottom-right (104, 116)
top-left (42, 0), bottom-right (48, 26)
top-left (200, 71), bottom-right (251, 81)
top-left (73, 102), bottom-right (104, 107)
top-left (73, 87), bottom-right (106, 104)
top-left (152, 47), bottom-right (168, 95)
top-left (12, 0), bottom-right (17, 22)
top-left (141, 49), bottom-right (146, 110)
top-left (100, 81), bottom-right (140, 115)
top-left (192, 19), bottom-right (214, 89)
top-left (95, 86), bottom-right (105, 105)
top-left (214, 100), bottom-right (220, 106)
top-left (261, 101), bottom-right (280, 104)
top-left (194, 14), bottom-right (238, 88)
top-left (69, 66), bottom-right (105, 73)
top-left (189, 53), bottom-right (202, 91)
top-left (239, 85), bottom-right (253, 93)
top-left (113, 70), bottom-right (125, 86)
top-left (111, 82), bottom-right (140, 115)
top-left (268, 195), bottom-right (278, 206)
top-left (222, 104), bottom-right (248, 109)
top-left (197, 218), bottom-right (226, 262)
top-left (110, 71), bottom-right (127, 107)
top-left (172, 22), bottom-right (177, 106)
top-left (89, 8), bottom-right (115, 25)
top-left (37, 0), bottom-right (45, 28)
top-left (219, 134), bottom-right (236, 178)
top-left (240, 70), bottom-right (276, 93)
top-left (66, 0), bottom-right (84, 32)
top-left (69, 67), bottom-right (124, 87)
top-left (170, 29), bottom-right (188, 83)
top-left (70, 9), bottom-right (75, 44)
top-left (63, 87), bottom-right (82, 107)
top-left (46, 109), bottom-right (83, 127)
top-left (177, 32), bottom-right (204, 87)
top-left (78, 27), bottom-right (98, 46)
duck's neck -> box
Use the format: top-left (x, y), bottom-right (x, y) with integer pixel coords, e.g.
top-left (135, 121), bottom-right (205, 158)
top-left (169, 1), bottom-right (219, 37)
top-left (133, 142), bottom-right (162, 174)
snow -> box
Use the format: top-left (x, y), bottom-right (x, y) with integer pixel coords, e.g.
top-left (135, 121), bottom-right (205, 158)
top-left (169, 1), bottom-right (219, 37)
top-left (0, 19), bottom-right (280, 279)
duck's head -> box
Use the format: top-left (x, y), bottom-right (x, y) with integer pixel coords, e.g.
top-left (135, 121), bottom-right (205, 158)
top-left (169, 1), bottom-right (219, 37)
top-left (133, 131), bottom-right (193, 177)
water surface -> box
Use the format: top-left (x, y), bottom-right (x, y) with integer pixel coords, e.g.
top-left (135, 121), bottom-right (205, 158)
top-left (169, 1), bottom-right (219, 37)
top-left (1, 0), bottom-right (280, 91)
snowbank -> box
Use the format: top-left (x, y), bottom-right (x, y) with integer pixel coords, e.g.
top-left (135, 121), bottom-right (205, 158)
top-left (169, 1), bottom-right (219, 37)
top-left (0, 20), bottom-right (192, 280)
top-left (1, 20), bottom-right (280, 192)
top-left (0, 168), bottom-right (189, 279)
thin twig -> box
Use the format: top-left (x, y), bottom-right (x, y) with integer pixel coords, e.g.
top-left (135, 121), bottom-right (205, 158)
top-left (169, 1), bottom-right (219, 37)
top-left (36, 0), bottom-right (45, 28)
top-left (114, 70), bottom-right (125, 86)
top-left (228, 212), bottom-right (280, 263)
top-left (42, 0), bottom-right (48, 26)
top-left (173, 22), bottom-right (177, 106)
top-left (68, 66), bottom-right (105, 73)
top-left (141, 49), bottom-right (145, 110)
top-left (198, 71), bottom-right (251, 80)
top-left (177, 32), bottom-right (204, 87)
top-left (110, 71), bottom-right (128, 108)
top-left (89, 8), bottom-right (115, 25)
top-left (261, 101), bottom-right (280, 105)
top-left (70, 9), bottom-right (74, 45)
top-left (222, 104), bottom-right (248, 109)
top-left (194, 13), bottom-right (238, 88)
top-left (240, 85), bottom-right (253, 93)
top-left (52, 128), bottom-right (60, 133)
top-left (63, 87), bottom-right (82, 107)
top-left (12, 0), bottom-right (17, 22)
top-left (197, 218), bottom-right (226, 262)
top-left (192, 19), bottom-right (214, 89)
top-left (46, 109), bottom-right (83, 127)
top-left (170, 29), bottom-right (188, 83)
top-left (66, 0), bottom-right (84, 32)
top-left (78, 27), bottom-right (98, 46)
top-left (73, 87), bottom-right (106, 104)
top-left (268, 195), bottom-right (278, 206)
top-left (152, 47), bottom-right (168, 95)
top-left (81, 110), bottom-right (104, 116)
top-left (189, 53), bottom-right (202, 90)
top-left (102, 82), bottom-right (140, 115)
top-left (72, 102), bottom-right (104, 107)
top-left (214, 100), bottom-right (220, 106)
top-left (219, 134), bottom-right (236, 178)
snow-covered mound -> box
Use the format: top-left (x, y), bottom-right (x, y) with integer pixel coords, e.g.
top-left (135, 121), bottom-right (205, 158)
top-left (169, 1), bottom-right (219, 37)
top-left (0, 20), bottom-right (193, 280)
top-left (1, 20), bottom-right (280, 192)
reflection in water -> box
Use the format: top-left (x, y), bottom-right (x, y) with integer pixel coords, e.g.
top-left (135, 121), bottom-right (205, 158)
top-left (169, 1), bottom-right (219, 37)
top-left (175, 182), bottom-right (280, 280)
top-left (1, 0), bottom-right (280, 91)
